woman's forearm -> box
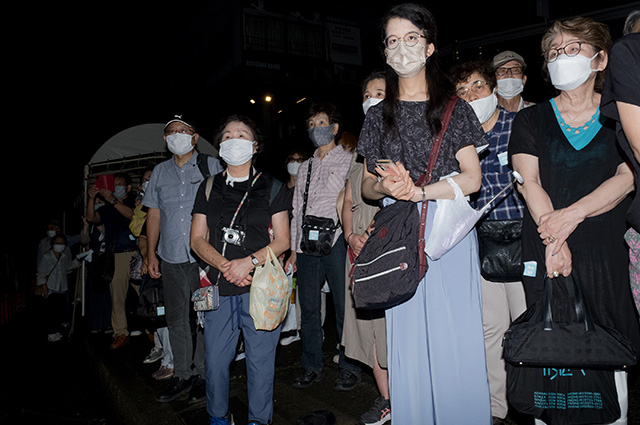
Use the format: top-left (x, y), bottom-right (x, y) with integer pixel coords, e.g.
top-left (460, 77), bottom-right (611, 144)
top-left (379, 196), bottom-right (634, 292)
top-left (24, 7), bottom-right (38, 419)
top-left (569, 163), bottom-right (634, 220)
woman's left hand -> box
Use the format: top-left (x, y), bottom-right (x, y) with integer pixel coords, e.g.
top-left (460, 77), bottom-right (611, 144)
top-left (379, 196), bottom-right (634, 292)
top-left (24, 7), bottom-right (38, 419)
top-left (545, 241), bottom-right (572, 279)
top-left (537, 207), bottom-right (583, 252)
top-left (221, 258), bottom-right (253, 287)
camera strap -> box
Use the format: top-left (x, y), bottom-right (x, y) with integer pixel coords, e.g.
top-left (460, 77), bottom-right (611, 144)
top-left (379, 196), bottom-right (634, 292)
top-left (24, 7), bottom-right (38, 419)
top-left (217, 170), bottom-right (262, 259)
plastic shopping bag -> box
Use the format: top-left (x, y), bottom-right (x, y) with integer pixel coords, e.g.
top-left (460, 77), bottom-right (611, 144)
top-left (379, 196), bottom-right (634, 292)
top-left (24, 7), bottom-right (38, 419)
top-left (250, 246), bottom-right (292, 331)
top-left (280, 267), bottom-right (298, 333)
top-left (426, 178), bottom-right (482, 260)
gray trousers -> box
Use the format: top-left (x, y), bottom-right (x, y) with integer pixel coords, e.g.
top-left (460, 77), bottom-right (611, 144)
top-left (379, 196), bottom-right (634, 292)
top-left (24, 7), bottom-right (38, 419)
top-left (160, 260), bottom-right (205, 379)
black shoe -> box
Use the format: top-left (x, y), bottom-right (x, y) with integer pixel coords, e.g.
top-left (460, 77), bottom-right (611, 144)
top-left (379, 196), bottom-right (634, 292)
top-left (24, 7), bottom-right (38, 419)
top-left (187, 376), bottom-right (206, 404)
top-left (333, 369), bottom-right (360, 391)
top-left (156, 377), bottom-right (192, 403)
top-left (292, 368), bottom-right (323, 389)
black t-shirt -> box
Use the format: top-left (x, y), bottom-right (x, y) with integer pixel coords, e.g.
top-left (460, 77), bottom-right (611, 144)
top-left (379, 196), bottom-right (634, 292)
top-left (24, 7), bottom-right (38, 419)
top-left (601, 33), bottom-right (640, 231)
top-left (192, 171), bottom-right (292, 295)
top-left (98, 195), bottom-right (137, 252)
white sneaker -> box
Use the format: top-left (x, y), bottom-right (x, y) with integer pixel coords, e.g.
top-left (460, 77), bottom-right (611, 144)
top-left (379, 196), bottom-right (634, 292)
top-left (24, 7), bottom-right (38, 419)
top-left (47, 332), bottom-right (62, 342)
top-left (279, 332), bottom-right (301, 346)
top-left (143, 347), bottom-right (163, 364)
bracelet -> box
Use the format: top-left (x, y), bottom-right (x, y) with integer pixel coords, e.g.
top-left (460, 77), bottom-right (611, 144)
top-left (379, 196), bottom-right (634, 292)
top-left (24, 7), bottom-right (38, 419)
top-left (346, 232), bottom-right (354, 242)
top-left (421, 186), bottom-right (427, 203)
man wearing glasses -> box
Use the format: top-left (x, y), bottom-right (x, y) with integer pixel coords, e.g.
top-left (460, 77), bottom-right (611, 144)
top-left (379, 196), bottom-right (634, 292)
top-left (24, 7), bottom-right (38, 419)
top-left (492, 50), bottom-right (535, 112)
top-left (144, 115), bottom-right (223, 404)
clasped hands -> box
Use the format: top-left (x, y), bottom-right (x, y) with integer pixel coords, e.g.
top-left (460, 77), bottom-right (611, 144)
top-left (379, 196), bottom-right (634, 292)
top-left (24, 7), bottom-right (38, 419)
top-left (537, 207), bottom-right (582, 279)
top-left (374, 161), bottom-right (417, 201)
top-left (219, 257), bottom-right (253, 287)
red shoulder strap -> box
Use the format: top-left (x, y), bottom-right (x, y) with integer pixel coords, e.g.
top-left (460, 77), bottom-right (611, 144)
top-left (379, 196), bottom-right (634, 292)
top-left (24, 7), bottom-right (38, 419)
top-left (417, 96), bottom-right (458, 275)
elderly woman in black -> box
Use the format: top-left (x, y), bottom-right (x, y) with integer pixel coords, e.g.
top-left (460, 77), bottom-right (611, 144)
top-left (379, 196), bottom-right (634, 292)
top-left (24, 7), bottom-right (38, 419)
top-left (191, 115), bottom-right (291, 425)
top-left (509, 17), bottom-right (640, 425)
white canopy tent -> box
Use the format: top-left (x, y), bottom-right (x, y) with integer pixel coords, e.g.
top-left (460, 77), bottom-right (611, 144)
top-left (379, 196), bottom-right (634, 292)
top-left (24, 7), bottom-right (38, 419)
top-left (73, 123), bottom-right (217, 324)
top-left (84, 123), bottom-right (218, 183)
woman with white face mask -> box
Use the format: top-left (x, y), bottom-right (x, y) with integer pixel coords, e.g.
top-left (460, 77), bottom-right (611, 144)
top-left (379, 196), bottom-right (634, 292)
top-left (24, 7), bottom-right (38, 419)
top-left (358, 3), bottom-right (490, 424)
top-left (451, 60), bottom-right (527, 425)
top-left (191, 115), bottom-right (292, 425)
top-left (285, 150), bottom-right (309, 189)
top-left (36, 234), bottom-right (81, 342)
top-left (509, 17), bottom-right (639, 425)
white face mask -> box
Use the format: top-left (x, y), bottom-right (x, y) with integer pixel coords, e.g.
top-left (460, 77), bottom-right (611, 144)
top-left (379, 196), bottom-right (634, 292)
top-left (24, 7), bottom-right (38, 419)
top-left (219, 138), bottom-right (255, 166)
top-left (287, 161), bottom-right (301, 176)
top-left (47, 230), bottom-right (57, 238)
top-left (385, 42), bottom-right (427, 78)
top-left (547, 53), bottom-right (598, 91)
top-left (362, 97), bottom-right (383, 115)
top-left (496, 78), bottom-right (524, 99)
top-left (53, 244), bottom-right (66, 253)
top-left (166, 133), bottom-right (194, 156)
top-left (469, 91), bottom-right (498, 124)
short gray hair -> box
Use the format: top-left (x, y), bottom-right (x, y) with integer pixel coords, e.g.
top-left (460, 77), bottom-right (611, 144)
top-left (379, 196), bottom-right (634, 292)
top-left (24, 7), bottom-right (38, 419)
top-left (623, 10), bottom-right (640, 35)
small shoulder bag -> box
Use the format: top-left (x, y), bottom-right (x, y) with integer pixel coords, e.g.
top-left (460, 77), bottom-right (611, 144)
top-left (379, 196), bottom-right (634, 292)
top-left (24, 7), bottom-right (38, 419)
top-left (300, 158), bottom-right (338, 257)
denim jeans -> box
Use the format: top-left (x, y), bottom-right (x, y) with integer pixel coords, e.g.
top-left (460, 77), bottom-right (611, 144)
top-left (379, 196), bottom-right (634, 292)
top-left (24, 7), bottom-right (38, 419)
top-left (297, 235), bottom-right (360, 374)
top-left (204, 293), bottom-right (281, 423)
top-left (160, 260), bottom-right (205, 379)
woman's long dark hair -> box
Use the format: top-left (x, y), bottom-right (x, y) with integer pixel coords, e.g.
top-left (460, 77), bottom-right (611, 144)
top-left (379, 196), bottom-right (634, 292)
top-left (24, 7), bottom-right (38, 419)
top-left (381, 3), bottom-right (453, 136)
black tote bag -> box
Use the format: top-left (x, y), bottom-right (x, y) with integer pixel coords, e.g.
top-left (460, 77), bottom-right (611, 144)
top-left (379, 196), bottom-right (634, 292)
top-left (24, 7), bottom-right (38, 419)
top-left (504, 271), bottom-right (635, 424)
top-left (503, 271), bottom-right (636, 370)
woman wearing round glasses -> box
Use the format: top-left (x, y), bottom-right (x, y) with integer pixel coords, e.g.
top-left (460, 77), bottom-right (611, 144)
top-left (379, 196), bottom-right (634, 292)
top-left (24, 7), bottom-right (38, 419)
top-left (358, 3), bottom-right (491, 424)
top-left (509, 17), bottom-right (640, 424)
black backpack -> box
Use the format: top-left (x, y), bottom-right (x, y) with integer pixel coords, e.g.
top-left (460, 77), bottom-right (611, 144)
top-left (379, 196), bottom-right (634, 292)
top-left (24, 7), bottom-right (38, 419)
top-left (350, 200), bottom-right (423, 309)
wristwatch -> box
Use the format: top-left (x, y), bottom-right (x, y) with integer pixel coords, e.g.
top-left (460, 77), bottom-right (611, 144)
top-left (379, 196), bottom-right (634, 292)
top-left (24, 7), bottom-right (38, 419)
top-left (250, 254), bottom-right (259, 267)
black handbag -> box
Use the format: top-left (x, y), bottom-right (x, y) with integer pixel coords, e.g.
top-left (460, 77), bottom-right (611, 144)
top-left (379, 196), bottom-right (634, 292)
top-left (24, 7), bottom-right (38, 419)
top-left (299, 158), bottom-right (337, 257)
top-left (136, 275), bottom-right (167, 329)
top-left (503, 271), bottom-right (637, 370)
top-left (504, 271), bottom-right (633, 423)
top-left (477, 218), bottom-right (522, 282)
top-left (93, 249), bottom-right (115, 291)
top-left (349, 97), bottom-right (457, 310)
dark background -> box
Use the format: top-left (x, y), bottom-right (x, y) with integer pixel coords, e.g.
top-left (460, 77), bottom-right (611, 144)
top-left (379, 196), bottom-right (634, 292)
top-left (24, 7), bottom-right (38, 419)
top-left (6, 0), bottom-right (638, 281)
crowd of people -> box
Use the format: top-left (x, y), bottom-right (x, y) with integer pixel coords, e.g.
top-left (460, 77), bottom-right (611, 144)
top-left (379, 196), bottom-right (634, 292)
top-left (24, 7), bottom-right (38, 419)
top-left (34, 4), bottom-right (639, 425)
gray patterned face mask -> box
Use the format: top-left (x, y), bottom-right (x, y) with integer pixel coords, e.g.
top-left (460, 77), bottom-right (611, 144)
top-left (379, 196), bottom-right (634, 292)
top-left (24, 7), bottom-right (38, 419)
top-left (308, 124), bottom-right (335, 147)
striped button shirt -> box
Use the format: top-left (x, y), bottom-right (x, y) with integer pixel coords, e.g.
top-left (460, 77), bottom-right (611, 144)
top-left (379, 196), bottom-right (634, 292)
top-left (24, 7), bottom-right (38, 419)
top-left (291, 145), bottom-right (353, 252)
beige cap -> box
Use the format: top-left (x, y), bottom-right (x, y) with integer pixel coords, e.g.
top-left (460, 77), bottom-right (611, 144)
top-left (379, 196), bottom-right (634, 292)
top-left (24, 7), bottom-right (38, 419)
top-left (492, 50), bottom-right (526, 69)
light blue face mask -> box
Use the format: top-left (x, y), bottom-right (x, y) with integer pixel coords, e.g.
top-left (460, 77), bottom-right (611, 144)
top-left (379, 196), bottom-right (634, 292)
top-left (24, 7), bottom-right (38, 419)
top-left (114, 185), bottom-right (127, 199)
top-left (308, 125), bottom-right (335, 147)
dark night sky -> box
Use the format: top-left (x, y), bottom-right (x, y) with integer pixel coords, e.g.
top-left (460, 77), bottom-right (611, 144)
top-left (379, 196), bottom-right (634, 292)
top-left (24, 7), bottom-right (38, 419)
top-left (8, 0), bottom-right (638, 261)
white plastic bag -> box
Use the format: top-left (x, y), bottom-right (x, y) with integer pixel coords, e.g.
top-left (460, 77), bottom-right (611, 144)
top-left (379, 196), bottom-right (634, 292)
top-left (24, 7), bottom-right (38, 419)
top-left (426, 178), bottom-right (482, 260)
top-left (250, 246), bottom-right (292, 331)
top-left (280, 267), bottom-right (298, 333)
